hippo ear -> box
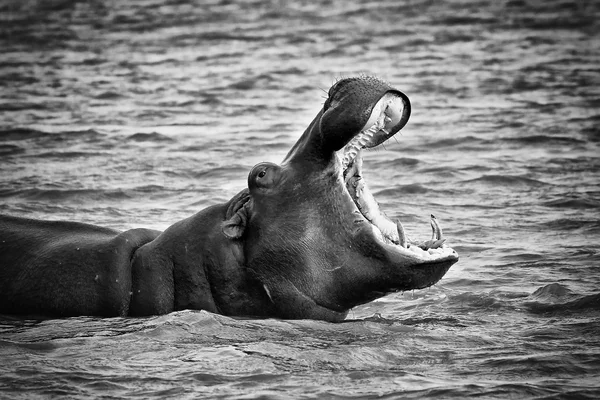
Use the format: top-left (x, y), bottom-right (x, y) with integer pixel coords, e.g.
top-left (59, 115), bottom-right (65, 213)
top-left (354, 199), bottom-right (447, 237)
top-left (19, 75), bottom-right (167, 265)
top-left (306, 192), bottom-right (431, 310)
top-left (222, 207), bottom-right (248, 239)
top-left (222, 189), bottom-right (251, 239)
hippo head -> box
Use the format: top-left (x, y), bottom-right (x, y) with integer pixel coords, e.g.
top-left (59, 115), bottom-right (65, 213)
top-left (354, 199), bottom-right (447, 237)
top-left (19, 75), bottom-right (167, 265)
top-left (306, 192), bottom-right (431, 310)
top-left (221, 76), bottom-right (459, 321)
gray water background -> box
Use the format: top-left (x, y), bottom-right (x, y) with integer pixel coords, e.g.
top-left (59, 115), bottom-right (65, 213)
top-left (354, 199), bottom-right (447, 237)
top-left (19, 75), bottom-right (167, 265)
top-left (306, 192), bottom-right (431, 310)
top-left (0, 0), bottom-right (599, 398)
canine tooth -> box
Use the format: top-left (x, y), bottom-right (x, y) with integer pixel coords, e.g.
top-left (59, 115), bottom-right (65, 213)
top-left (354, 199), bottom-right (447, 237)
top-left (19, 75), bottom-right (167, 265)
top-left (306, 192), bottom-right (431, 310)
top-left (430, 214), bottom-right (444, 240)
top-left (396, 220), bottom-right (407, 248)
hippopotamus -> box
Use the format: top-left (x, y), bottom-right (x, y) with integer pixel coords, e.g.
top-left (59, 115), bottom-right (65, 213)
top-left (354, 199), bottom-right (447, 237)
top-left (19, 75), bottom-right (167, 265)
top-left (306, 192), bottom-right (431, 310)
top-left (0, 76), bottom-right (459, 322)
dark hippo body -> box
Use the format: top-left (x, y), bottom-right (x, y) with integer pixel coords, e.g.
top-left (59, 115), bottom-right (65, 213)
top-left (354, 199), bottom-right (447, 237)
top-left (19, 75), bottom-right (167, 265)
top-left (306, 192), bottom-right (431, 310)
top-left (0, 76), bottom-right (459, 322)
top-left (0, 216), bottom-right (159, 317)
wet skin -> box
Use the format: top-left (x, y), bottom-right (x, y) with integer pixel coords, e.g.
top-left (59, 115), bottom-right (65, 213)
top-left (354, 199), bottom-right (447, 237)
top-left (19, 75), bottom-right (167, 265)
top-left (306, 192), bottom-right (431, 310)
top-left (0, 76), bottom-right (458, 321)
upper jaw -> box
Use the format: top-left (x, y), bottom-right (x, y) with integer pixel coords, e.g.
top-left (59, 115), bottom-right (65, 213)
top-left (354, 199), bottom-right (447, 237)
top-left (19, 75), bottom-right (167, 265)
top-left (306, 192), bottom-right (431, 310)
top-left (340, 92), bottom-right (405, 172)
top-left (338, 93), bottom-right (459, 265)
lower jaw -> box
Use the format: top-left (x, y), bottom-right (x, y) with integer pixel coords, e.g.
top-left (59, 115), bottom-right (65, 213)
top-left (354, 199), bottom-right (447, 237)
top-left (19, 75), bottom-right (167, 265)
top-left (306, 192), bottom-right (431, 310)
top-left (336, 92), bottom-right (456, 262)
top-left (341, 150), bottom-right (455, 262)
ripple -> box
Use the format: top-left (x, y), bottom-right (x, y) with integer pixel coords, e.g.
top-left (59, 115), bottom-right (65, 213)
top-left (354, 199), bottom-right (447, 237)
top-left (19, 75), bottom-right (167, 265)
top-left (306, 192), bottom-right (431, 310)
top-left (126, 132), bottom-right (176, 143)
top-left (461, 175), bottom-right (553, 188)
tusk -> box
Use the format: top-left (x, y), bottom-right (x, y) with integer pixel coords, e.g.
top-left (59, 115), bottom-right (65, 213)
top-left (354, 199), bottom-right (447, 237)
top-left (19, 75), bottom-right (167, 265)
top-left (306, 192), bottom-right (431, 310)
top-left (396, 220), bottom-right (407, 248)
top-left (430, 214), bottom-right (444, 241)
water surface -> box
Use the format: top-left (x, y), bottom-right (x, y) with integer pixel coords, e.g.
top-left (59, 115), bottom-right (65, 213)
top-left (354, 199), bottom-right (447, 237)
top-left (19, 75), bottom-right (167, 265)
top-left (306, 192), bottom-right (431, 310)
top-left (1, 0), bottom-right (599, 398)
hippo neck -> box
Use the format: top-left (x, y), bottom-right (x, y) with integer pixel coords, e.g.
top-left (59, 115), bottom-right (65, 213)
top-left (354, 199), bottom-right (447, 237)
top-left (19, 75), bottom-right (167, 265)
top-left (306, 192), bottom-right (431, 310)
top-left (128, 211), bottom-right (222, 316)
top-left (161, 200), bottom-right (280, 318)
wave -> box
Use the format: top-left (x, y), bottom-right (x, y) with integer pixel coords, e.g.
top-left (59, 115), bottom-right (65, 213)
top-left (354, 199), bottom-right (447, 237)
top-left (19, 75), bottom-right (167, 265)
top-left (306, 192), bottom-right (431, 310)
top-left (539, 218), bottom-right (600, 234)
top-left (0, 128), bottom-right (103, 142)
top-left (0, 101), bottom-right (51, 111)
top-left (524, 283), bottom-right (600, 314)
top-left (449, 291), bottom-right (506, 310)
top-left (412, 136), bottom-right (487, 151)
top-left (0, 144), bottom-right (24, 156)
top-left (0, 128), bottom-right (47, 141)
top-left (356, 313), bottom-right (465, 328)
top-left (94, 91), bottom-right (126, 100)
top-left (0, 188), bottom-right (133, 202)
top-left (542, 197), bottom-right (600, 210)
top-left (379, 157), bottom-right (421, 168)
top-left (461, 174), bottom-right (552, 188)
top-left (376, 184), bottom-right (429, 197)
top-left (185, 32), bottom-right (266, 43)
top-left (227, 73), bottom-right (277, 91)
top-left (191, 165), bottom-right (249, 180)
top-left (499, 134), bottom-right (587, 146)
top-left (27, 151), bottom-right (109, 159)
top-left (539, 217), bottom-right (599, 229)
top-left (126, 132), bottom-right (175, 143)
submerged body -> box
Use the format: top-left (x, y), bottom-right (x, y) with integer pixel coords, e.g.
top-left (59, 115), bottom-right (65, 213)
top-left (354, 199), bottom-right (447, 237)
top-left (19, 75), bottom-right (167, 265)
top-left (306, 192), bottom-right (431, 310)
top-left (0, 76), bottom-right (458, 321)
top-left (0, 216), bottom-right (159, 317)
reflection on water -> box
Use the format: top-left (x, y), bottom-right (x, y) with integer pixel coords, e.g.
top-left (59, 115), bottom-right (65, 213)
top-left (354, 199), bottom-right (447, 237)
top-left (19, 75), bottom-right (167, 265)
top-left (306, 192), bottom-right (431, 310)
top-left (1, 0), bottom-right (599, 398)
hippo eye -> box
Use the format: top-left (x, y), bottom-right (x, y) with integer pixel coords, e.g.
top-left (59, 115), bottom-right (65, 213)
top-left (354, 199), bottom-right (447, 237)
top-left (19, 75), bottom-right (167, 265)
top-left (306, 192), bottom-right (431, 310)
top-left (248, 162), bottom-right (281, 192)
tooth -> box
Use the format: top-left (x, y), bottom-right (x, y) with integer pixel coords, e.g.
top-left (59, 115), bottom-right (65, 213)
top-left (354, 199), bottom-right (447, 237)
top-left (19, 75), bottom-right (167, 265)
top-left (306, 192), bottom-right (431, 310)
top-left (356, 182), bottom-right (363, 198)
top-left (430, 214), bottom-right (444, 240)
top-left (432, 238), bottom-right (446, 248)
top-left (341, 121), bottom-right (380, 171)
top-left (344, 162), bottom-right (356, 184)
top-left (396, 220), bottom-right (407, 248)
top-left (354, 149), bottom-right (363, 175)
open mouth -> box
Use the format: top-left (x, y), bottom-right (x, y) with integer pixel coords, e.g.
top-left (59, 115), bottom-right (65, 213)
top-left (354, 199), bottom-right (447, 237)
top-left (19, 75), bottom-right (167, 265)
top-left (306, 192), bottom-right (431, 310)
top-left (340, 93), bottom-right (458, 262)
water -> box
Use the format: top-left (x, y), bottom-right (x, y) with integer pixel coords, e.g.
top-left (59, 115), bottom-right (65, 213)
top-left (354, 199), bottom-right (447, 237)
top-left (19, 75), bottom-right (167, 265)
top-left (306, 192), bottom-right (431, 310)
top-left (1, 0), bottom-right (599, 398)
